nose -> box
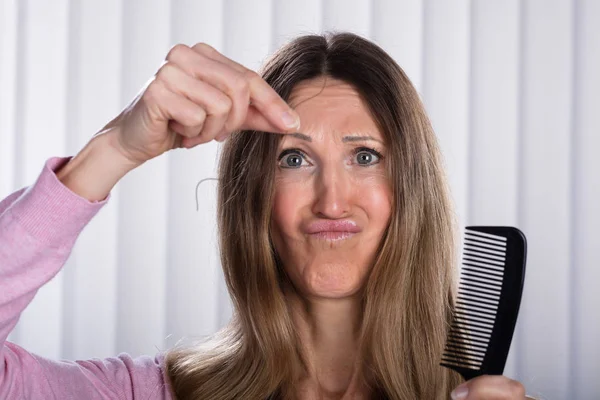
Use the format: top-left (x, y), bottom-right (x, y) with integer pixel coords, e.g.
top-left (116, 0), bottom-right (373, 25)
top-left (311, 163), bottom-right (351, 219)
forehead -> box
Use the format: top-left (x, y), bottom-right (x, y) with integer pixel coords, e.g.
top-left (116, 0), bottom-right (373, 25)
top-left (287, 77), bottom-right (382, 139)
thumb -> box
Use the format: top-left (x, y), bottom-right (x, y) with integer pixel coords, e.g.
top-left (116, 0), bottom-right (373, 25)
top-left (451, 382), bottom-right (469, 400)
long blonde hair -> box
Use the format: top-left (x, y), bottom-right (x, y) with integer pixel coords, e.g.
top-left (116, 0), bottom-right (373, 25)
top-left (164, 32), bottom-right (463, 399)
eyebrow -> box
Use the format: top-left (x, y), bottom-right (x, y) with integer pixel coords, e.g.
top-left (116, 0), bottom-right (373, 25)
top-left (290, 132), bottom-right (383, 143)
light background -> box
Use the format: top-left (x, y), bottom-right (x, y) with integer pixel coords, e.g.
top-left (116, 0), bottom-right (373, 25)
top-left (1, 0), bottom-right (599, 398)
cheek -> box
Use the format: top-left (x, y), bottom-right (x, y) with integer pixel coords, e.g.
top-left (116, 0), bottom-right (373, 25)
top-left (271, 176), bottom-right (310, 241)
top-left (351, 173), bottom-right (392, 232)
top-left (367, 186), bottom-right (392, 228)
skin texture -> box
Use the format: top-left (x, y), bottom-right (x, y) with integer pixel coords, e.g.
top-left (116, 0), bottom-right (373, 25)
top-left (270, 76), bottom-right (392, 399)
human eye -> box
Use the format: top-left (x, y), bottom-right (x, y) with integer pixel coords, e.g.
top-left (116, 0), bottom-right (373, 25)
top-left (277, 148), bottom-right (310, 168)
top-left (352, 147), bottom-right (383, 166)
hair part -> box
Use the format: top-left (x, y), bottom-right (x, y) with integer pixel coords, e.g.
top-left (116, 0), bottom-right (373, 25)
top-left (165, 31), bottom-right (463, 399)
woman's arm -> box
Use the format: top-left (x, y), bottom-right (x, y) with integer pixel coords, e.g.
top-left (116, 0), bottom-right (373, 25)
top-left (0, 145), bottom-right (171, 399)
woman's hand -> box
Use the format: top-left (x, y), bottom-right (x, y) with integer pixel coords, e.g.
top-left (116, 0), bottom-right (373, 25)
top-left (451, 375), bottom-right (528, 399)
top-left (57, 42), bottom-right (300, 202)
top-left (105, 42), bottom-right (301, 166)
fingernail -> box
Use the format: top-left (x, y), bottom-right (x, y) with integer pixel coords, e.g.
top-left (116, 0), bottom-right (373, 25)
top-left (281, 110), bottom-right (300, 129)
top-left (451, 384), bottom-right (469, 400)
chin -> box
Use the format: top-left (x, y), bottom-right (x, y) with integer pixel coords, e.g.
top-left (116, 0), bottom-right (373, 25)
top-left (302, 264), bottom-right (366, 298)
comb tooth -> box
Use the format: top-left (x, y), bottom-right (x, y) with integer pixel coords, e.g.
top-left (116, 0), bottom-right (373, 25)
top-left (464, 241), bottom-right (506, 257)
top-left (456, 300), bottom-right (498, 318)
top-left (462, 263), bottom-right (504, 278)
top-left (441, 354), bottom-right (483, 368)
top-left (454, 310), bottom-right (495, 326)
top-left (462, 270), bottom-right (503, 285)
top-left (463, 248), bottom-right (506, 262)
top-left (459, 280), bottom-right (502, 296)
top-left (458, 287), bottom-right (500, 304)
top-left (441, 360), bottom-right (480, 371)
top-left (443, 347), bottom-right (485, 362)
top-left (450, 323), bottom-right (492, 338)
top-left (462, 264), bottom-right (504, 279)
top-left (454, 316), bottom-right (494, 329)
top-left (455, 304), bottom-right (497, 319)
top-left (460, 274), bottom-right (502, 288)
top-left (446, 343), bottom-right (486, 357)
top-left (455, 307), bottom-right (496, 321)
top-left (464, 238), bottom-right (506, 253)
top-left (465, 231), bottom-right (506, 247)
top-left (457, 298), bottom-right (498, 313)
top-left (463, 254), bottom-right (504, 269)
top-left (446, 336), bottom-right (488, 352)
top-left (449, 328), bottom-right (491, 343)
top-left (465, 228), bottom-right (508, 242)
top-left (455, 306), bottom-right (496, 319)
top-left (452, 322), bottom-right (492, 337)
top-left (457, 291), bottom-right (500, 305)
top-left (442, 355), bottom-right (481, 369)
top-left (464, 247), bottom-right (506, 261)
top-left (459, 281), bottom-right (502, 297)
top-left (454, 317), bottom-right (494, 333)
top-left (460, 276), bottom-right (502, 291)
top-left (463, 255), bottom-right (505, 268)
top-left (465, 230), bottom-right (508, 245)
top-left (462, 265), bottom-right (503, 278)
top-left (448, 325), bottom-right (492, 340)
top-left (459, 284), bottom-right (501, 298)
top-left (462, 259), bottom-right (504, 273)
top-left (464, 237), bottom-right (507, 251)
top-left (448, 337), bottom-right (490, 351)
top-left (442, 353), bottom-right (484, 367)
top-left (457, 293), bottom-right (499, 308)
top-left (447, 333), bottom-right (490, 348)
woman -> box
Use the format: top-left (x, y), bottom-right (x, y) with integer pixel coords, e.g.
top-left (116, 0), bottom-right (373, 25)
top-left (0, 32), bottom-right (528, 399)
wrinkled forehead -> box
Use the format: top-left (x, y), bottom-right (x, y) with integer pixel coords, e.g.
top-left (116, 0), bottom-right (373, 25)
top-left (286, 77), bottom-right (384, 143)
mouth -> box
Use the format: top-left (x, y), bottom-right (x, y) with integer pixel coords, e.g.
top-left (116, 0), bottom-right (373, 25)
top-left (309, 231), bottom-right (357, 241)
top-left (304, 219), bottom-right (361, 242)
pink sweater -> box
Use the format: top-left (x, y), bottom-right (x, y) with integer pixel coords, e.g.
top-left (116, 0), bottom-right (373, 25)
top-left (0, 157), bottom-right (174, 399)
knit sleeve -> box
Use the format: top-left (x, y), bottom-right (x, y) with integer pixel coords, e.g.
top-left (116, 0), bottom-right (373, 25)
top-left (0, 157), bottom-right (172, 399)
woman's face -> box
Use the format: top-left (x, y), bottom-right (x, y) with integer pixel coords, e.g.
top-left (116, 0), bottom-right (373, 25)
top-left (270, 77), bottom-right (392, 299)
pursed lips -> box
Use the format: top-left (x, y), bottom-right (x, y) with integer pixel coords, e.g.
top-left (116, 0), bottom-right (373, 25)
top-left (304, 219), bottom-right (361, 241)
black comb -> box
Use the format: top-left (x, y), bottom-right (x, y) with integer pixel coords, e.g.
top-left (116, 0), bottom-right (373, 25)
top-left (440, 226), bottom-right (527, 380)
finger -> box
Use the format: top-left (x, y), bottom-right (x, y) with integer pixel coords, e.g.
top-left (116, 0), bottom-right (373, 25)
top-left (452, 375), bottom-right (526, 399)
top-left (240, 105), bottom-right (292, 133)
top-left (241, 69), bottom-right (301, 133)
top-left (191, 43), bottom-right (291, 136)
top-left (165, 44), bottom-right (250, 135)
top-left (169, 43), bottom-right (300, 133)
top-left (212, 105), bottom-right (295, 143)
top-left (156, 62), bottom-right (233, 140)
top-left (191, 42), bottom-right (247, 74)
top-left (144, 80), bottom-right (206, 138)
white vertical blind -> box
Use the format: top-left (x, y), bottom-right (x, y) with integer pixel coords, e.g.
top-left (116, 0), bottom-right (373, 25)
top-left (469, 0), bottom-right (520, 382)
top-left (116, 0), bottom-right (171, 358)
top-left (165, 0), bottom-right (225, 351)
top-left (1, 0), bottom-right (599, 397)
top-left (519, 1), bottom-right (573, 398)
top-left (371, 0), bottom-right (423, 92)
top-left (12, 0), bottom-right (70, 361)
top-left (422, 0), bottom-right (471, 227)
top-left (61, 0), bottom-right (123, 361)
top-left (572, 2), bottom-right (600, 398)
top-left (0, 0), bottom-right (17, 199)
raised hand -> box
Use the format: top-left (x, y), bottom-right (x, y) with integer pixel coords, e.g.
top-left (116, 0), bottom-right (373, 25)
top-left (104, 42), bottom-right (301, 166)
